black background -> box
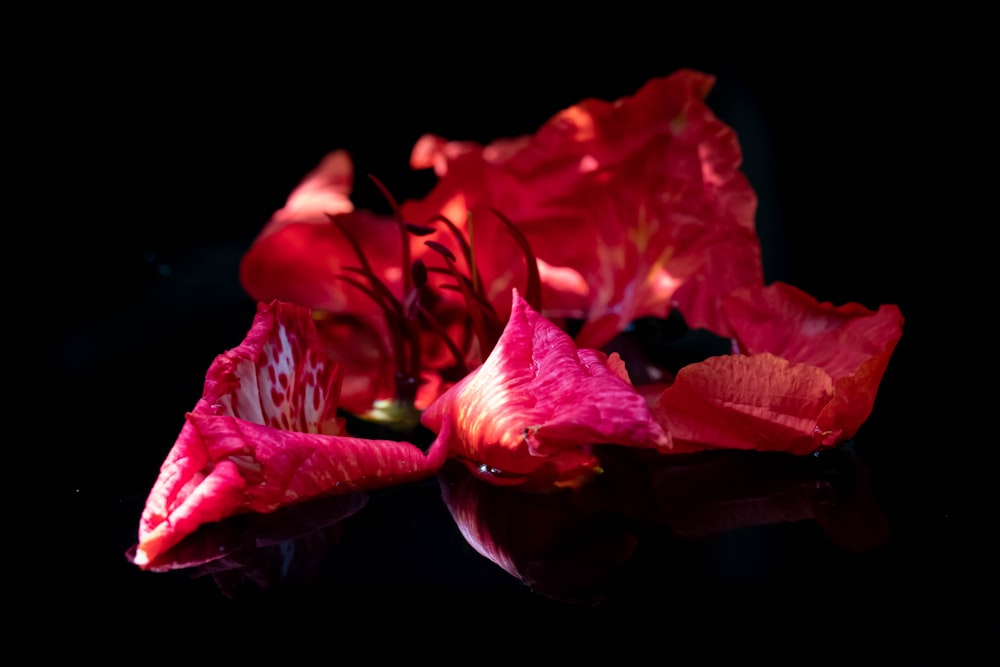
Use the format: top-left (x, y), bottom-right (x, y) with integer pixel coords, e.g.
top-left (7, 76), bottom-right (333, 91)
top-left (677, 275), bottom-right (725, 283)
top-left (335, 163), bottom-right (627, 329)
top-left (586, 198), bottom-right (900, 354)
top-left (45, 16), bottom-right (981, 661)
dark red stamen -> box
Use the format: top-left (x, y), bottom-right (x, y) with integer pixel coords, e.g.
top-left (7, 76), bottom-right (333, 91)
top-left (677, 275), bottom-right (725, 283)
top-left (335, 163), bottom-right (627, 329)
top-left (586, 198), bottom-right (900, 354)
top-left (326, 179), bottom-right (543, 411)
top-left (416, 304), bottom-right (470, 376)
top-left (424, 239), bottom-right (457, 262)
top-left (330, 273), bottom-right (408, 395)
top-left (424, 240), bottom-right (498, 355)
top-left (342, 267), bottom-right (403, 317)
top-left (426, 214), bottom-right (482, 299)
top-left (488, 207), bottom-right (542, 312)
top-left (368, 174), bottom-right (413, 295)
top-left (424, 263), bottom-right (504, 344)
top-left (328, 213), bottom-right (422, 403)
top-left (411, 258), bottom-right (428, 288)
top-left (405, 223), bottom-right (437, 237)
top-left (326, 214), bottom-right (378, 282)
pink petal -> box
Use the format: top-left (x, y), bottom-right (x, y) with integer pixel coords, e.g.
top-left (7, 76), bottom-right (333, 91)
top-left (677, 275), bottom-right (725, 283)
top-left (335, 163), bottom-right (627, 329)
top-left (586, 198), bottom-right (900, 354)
top-left (134, 300), bottom-right (447, 568)
top-left (421, 289), bottom-right (669, 488)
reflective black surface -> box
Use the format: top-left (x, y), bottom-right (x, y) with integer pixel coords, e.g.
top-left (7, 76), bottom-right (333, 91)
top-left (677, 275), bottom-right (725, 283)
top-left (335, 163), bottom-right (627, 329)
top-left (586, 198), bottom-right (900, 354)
top-left (52, 31), bottom-right (976, 658)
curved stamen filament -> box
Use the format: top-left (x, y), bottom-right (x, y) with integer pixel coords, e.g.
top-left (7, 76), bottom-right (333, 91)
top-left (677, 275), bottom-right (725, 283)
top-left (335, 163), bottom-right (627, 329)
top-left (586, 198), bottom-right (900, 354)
top-left (331, 274), bottom-right (408, 397)
top-left (424, 240), bottom-right (498, 355)
top-left (327, 187), bottom-right (542, 409)
top-left (487, 207), bottom-right (542, 313)
top-left (426, 214), bottom-right (483, 302)
top-left (328, 213), bottom-right (422, 403)
top-left (342, 267), bottom-right (403, 318)
top-left (368, 174), bottom-right (413, 296)
top-left (327, 213), bottom-right (378, 281)
top-left (416, 303), bottom-right (470, 377)
top-left (428, 270), bottom-right (504, 344)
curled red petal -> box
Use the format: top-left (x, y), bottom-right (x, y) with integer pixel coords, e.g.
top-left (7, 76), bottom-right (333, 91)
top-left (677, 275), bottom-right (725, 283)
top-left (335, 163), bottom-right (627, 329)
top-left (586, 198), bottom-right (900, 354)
top-left (134, 300), bottom-right (447, 568)
top-left (421, 289), bottom-right (670, 488)
top-left (653, 282), bottom-right (904, 454)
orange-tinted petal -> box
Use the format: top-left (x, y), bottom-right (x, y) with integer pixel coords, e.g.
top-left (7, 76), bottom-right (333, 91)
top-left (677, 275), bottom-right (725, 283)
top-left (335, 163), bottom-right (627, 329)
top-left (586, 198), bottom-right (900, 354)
top-left (653, 282), bottom-right (903, 454)
top-left (654, 353), bottom-right (842, 455)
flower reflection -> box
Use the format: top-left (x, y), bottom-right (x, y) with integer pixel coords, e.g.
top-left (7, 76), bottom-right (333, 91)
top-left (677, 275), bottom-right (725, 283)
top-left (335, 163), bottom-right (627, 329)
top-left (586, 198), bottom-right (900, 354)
top-left (439, 442), bottom-right (887, 603)
top-left (136, 440), bottom-right (888, 603)
top-left (641, 444), bottom-right (889, 552)
top-left (127, 493), bottom-right (367, 598)
top-left (436, 459), bottom-right (638, 605)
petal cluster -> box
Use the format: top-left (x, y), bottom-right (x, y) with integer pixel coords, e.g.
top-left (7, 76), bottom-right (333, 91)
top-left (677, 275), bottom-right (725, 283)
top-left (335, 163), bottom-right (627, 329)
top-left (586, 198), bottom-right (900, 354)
top-left (403, 68), bottom-right (763, 348)
top-left (134, 70), bottom-right (905, 568)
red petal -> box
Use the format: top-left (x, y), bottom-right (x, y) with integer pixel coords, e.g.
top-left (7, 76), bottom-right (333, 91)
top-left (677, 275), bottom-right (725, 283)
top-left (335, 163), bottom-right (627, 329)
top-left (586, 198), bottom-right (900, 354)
top-left (134, 300), bottom-right (447, 567)
top-left (654, 283), bottom-right (904, 454)
top-left (253, 149), bottom-right (354, 240)
top-left (204, 300), bottom-right (345, 435)
top-left (421, 289), bottom-right (670, 488)
top-left (403, 69), bottom-right (763, 346)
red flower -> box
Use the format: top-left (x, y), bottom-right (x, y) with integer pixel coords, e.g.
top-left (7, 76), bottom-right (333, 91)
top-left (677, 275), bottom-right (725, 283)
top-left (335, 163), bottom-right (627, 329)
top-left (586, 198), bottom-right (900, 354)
top-left (134, 300), bottom-right (447, 568)
top-left (436, 444), bottom-right (887, 601)
top-left (131, 70), bottom-right (907, 592)
top-left (421, 289), bottom-right (670, 489)
top-left (652, 282), bottom-right (904, 455)
top-left (403, 69), bottom-right (763, 349)
top-left (239, 152), bottom-right (479, 420)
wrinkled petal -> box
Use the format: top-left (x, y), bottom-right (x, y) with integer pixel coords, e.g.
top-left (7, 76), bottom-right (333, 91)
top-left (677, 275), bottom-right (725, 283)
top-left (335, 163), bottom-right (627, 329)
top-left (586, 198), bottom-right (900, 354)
top-left (200, 300), bottom-right (344, 435)
top-left (653, 282), bottom-right (903, 454)
top-left (421, 289), bottom-right (670, 488)
top-left (404, 69), bottom-right (762, 347)
top-left (135, 300), bottom-right (447, 568)
top-left (653, 354), bottom-right (842, 455)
